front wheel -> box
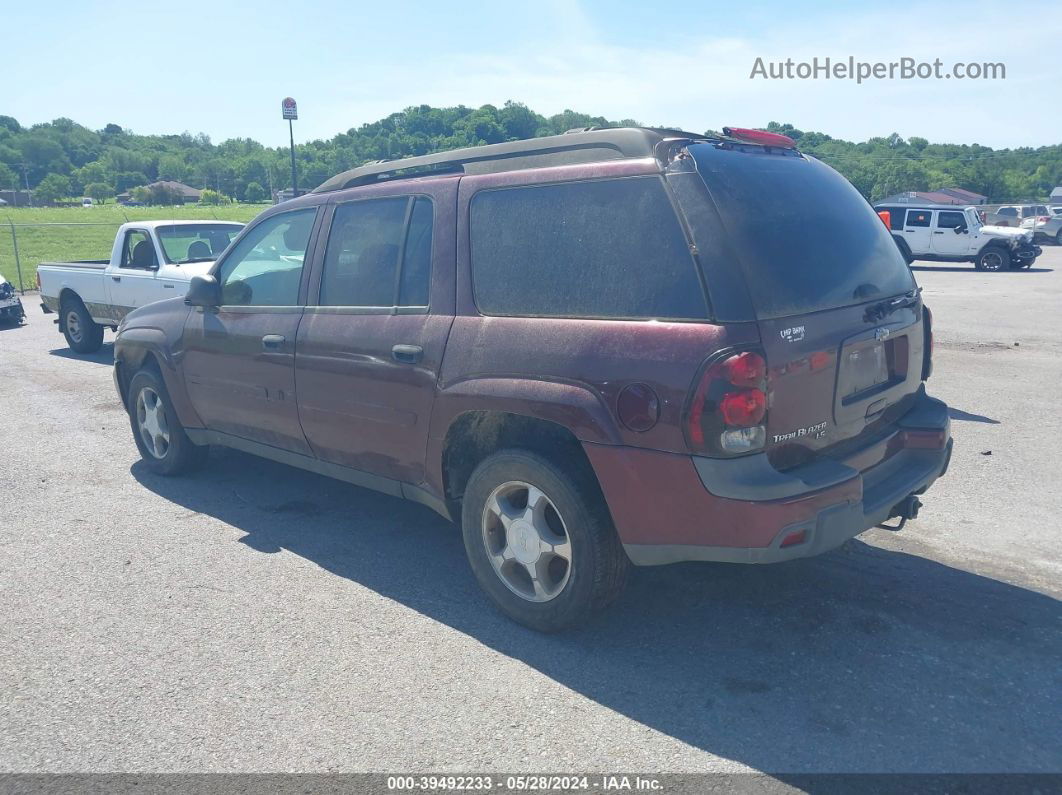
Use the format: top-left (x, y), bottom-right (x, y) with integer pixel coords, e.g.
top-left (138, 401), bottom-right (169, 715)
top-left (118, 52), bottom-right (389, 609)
top-left (60, 297), bottom-right (104, 353)
top-left (1055, 229), bottom-right (1062, 246)
top-left (128, 368), bottom-right (208, 475)
top-left (461, 450), bottom-right (629, 632)
top-left (975, 247), bottom-right (1010, 272)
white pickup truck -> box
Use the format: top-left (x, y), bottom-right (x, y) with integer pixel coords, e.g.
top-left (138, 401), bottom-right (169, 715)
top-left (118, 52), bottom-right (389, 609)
top-left (38, 220), bottom-right (244, 352)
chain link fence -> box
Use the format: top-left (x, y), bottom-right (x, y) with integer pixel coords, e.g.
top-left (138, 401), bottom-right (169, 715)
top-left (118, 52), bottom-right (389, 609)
top-left (2, 221), bottom-right (128, 293)
top-left (1, 206), bottom-right (261, 294)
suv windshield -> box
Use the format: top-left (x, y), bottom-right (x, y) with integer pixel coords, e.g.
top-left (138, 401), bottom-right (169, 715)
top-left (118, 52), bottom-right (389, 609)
top-left (156, 224), bottom-right (243, 264)
top-left (687, 143), bottom-right (914, 320)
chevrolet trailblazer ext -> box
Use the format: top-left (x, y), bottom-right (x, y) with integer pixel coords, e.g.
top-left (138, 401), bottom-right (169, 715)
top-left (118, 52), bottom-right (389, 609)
top-left (113, 127), bottom-right (952, 631)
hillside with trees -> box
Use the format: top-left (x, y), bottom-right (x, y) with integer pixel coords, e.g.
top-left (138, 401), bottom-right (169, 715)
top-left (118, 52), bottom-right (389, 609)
top-left (1, 103), bottom-right (1059, 204)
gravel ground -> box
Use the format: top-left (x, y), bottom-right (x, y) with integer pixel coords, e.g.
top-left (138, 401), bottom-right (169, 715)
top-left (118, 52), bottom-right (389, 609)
top-left (0, 250), bottom-right (1059, 775)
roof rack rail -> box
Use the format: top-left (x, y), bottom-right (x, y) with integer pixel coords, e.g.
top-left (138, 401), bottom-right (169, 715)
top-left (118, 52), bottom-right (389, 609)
top-left (312, 127), bottom-right (710, 194)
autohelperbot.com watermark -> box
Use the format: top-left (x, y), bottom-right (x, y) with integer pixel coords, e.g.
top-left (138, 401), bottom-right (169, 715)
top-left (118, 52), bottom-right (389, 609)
top-left (750, 56), bottom-right (1005, 83)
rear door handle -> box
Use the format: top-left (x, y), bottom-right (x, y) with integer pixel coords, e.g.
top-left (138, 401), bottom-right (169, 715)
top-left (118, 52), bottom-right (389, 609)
top-left (262, 334), bottom-right (286, 351)
top-left (111, 276), bottom-right (121, 282)
top-left (933, 231), bottom-right (944, 235)
top-left (392, 344), bottom-right (423, 364)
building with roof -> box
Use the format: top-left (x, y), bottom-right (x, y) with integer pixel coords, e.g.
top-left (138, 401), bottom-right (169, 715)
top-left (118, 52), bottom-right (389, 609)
top-left (117, 180), bottom-right (203, 205)
top-left (878, 188), bottom-right (987, 206)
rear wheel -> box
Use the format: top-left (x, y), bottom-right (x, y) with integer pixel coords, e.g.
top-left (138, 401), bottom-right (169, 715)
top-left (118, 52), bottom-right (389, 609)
top-left (975, 247), bottom-right (1010, 272)
top-left (60, 296), bottom-right (104, 353)
top-left (128, 368), bottom-right (208, 475)
top-left (1055, 229), bottom-right (1062, 246)
top-left (461, 449), bottom-right (629, 632)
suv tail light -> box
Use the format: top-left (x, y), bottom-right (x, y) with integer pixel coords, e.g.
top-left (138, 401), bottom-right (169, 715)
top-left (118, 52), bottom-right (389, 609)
top-left (922, 305), bottom-right (933, 381)
top-left (685, 350), bottom-right (769, 457)
top-left (877, 210), bottom-right (891, 228)
top-left (1036, 216), bottom-right (1049, 223)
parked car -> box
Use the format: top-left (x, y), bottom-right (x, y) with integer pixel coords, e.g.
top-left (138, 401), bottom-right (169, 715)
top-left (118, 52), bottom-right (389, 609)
top-left (1020, 213), bottom-right (1062, 245)
top-left (81, 197), bottom-right (94, 208)
top-left (38, 221), bottom-right (244, 352)
top-left (986, 204), bottom-right (1048, 226)
top-left (0, 276), bottom-right (25, 324)
top-left (874, 203), bottom-right (1041, 270)
top-left (113, 127), bottom-right (952, 631)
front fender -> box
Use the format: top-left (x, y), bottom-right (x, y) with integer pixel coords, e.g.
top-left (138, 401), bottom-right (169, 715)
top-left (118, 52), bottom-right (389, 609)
top-left (114, 324), bottom-right (204, 428)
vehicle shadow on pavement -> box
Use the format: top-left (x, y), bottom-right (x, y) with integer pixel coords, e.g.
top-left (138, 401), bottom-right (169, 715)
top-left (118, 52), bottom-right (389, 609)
top-left (947, 407), bottom-right (1001, 424)
top-left (132, 449), bottom-right (1061, 774)
top-left (47, 343), bottom-right (114, 365)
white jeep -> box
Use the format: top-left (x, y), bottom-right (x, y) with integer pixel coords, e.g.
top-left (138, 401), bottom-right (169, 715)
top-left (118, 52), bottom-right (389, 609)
top-left (874, 203), bottom-right (1042, 271)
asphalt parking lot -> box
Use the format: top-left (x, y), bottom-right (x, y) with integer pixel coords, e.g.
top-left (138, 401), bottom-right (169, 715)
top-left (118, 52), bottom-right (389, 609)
top-left (0, 250), bottom-right (1059, 775)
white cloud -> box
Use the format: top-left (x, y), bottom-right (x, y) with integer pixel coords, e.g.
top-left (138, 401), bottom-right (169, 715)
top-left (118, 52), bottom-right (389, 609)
top-left (322, 3), bottom-right (1059, 148)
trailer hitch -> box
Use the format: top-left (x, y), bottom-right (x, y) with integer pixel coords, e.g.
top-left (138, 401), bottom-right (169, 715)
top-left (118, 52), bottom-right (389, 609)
top-left (877, 495), bottom-right (922, 532)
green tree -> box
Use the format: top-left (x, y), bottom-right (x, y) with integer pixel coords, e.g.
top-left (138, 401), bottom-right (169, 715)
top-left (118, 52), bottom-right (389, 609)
top-left (243, 181), bottom-right (267, 202)
top-left (0, 162), bottom-right (17, 191)
top-left (199, 188), bottom-right (230, 205)
top-left (114, 171), bottom-right (149, 192)
top-left (34, 173), bottom-right (72, 204)
top-left (83, 182), bottom-right (113, 203)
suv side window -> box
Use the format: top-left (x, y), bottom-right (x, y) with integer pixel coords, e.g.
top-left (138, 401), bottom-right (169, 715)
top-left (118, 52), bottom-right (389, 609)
top-left (906, 210), bottom-right (932, 228)
top-left (470, 176), bottom-right (707, 320)
top-left (216, 208), bottom-right (316, 306)
top-left (937, 211), bottom-right (967, 230)
top-left (879, 206), bottom-right (906, 230)
top-left (997, 207), bottom-right (1018, 217)
top-left (120, 230), bottom-right (157, 270)
top-left (319, 196), bottom-right (434, 308)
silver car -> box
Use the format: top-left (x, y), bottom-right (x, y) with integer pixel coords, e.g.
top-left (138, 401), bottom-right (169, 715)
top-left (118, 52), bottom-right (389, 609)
top-left (1022, 212), bottom-right (1062, 245)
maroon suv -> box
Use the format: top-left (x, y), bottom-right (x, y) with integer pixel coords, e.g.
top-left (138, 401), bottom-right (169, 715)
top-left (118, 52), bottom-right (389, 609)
top-left (113, 127), bottom-right (952, 631)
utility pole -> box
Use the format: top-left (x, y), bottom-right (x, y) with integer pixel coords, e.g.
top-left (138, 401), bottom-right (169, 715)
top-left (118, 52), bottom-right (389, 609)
top-left (282, 98), bottom-right (298, 199)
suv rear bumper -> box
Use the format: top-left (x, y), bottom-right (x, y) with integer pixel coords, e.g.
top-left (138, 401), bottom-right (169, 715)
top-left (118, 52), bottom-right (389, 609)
top-left (584, 390), bottom-right (951, 566)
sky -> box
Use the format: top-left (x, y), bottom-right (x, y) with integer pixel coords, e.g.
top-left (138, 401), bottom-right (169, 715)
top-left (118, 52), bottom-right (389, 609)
top-left (5, 0), bottom-right (1059, 149)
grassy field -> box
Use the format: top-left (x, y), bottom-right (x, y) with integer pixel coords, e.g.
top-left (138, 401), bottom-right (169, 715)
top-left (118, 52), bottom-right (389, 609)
top-left (0, 204), bottom-right (270, 289)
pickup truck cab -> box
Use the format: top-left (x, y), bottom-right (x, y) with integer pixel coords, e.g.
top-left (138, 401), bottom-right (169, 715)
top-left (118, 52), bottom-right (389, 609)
top-left (874, 203), bottom-right (1041, 270)
top-left (39, 221), bottom-right (244, 352)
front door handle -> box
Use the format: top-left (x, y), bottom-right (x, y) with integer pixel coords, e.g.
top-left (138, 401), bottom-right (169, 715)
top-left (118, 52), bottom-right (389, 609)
top-left (392, 344), bottom-right (423, 364)
top-left (262, 334), bottom-right (286, 351)
top-left (933, 231), bottom-right (944, 235)
top-left (111, 276), bottom-right (121, 282)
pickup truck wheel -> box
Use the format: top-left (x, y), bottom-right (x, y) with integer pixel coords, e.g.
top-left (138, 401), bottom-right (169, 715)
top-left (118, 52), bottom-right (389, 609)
top-left (461, 449), bottom-right (629, 632)
top-left (60, 297), bottom-right (104, 353)
top-left (975, 247), bottom-right (1010, 272)
top-left (128, 369), bottom-right (208, 475)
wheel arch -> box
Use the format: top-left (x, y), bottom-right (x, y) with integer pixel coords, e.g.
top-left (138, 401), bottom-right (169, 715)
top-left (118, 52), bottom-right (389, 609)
top-left (439, 409), bottom-right (609, 522)
top-left (114, 330), bottom-right (203, 427)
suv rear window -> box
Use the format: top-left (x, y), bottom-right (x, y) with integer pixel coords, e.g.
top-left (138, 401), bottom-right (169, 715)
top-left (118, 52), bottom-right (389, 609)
top-left (688, 144), bottom-right (915, 320)
top-left (470, 177), bottom-right (708, 320)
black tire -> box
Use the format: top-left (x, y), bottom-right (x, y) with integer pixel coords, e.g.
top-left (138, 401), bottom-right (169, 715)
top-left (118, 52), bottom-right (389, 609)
top-left (59, 295), bottom-right (104, 353)
top-left (975, 246), bottom-right (1010, 272)
top-left (461, 449), bottom-right (629, 632)
top-left (127, 368), bottom-right (208, 475)
top-left (1055, 229), bottom-right (1062, 246)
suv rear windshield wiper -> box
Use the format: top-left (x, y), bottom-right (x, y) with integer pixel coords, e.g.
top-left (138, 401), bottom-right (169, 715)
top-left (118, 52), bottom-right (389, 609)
top-left (864, 288), bottom-right (922, 323)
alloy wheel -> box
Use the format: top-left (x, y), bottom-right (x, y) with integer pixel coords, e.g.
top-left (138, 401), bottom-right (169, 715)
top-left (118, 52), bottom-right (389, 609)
top-left (66, 310), bottom-right (83, 343)
top-left (481, 480), bottom-right (572, 602)
top-left (136, 387), bottom-right (171, 459)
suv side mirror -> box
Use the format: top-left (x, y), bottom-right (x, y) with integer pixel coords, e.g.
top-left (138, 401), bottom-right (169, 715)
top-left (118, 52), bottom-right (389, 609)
top-left (185, 274), bottom-right (221, 308)
top-left (954, 226), bottom-right (967, 234)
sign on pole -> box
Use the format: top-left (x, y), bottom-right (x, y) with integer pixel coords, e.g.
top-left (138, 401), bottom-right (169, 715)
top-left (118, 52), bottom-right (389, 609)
top-left (282, 97), bottom-right (298, 120)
